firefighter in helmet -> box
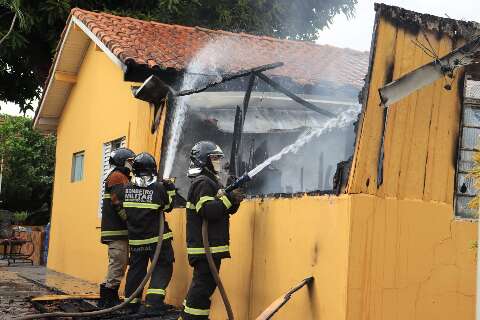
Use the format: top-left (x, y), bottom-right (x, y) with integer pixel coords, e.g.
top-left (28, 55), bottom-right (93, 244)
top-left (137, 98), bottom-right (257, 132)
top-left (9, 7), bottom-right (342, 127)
top-left (181, 141), bottom-right (245, 320)
top-left (99, 147), bottom-right (135, 308)
top-left (112, 152), bottom-right (176, 315)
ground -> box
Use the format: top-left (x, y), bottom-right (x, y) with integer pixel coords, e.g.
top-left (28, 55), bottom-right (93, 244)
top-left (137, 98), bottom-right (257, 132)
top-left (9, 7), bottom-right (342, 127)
top-left (0, 265), bottom-right (50, 319)
top-left (0, 263), bottom-right (180, 319)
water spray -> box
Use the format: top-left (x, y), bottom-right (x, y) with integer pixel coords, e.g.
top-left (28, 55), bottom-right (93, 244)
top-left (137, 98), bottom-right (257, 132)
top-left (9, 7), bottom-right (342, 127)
top-left (224, 105), bottom-right (360, 193)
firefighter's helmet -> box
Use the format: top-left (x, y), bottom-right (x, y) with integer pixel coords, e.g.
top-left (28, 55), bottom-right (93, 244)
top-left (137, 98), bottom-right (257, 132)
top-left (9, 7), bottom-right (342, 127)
top-left (109, 147), bottom-right (135, 167)
top-left (132, 152), bottom-right (157, 177)
top-left (188, 141), bottom-right (224, 177)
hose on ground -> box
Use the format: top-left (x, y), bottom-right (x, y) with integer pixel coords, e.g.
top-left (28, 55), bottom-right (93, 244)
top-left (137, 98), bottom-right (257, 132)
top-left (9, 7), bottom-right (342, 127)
top-left (201, 218), bottom-right (234, 320)
top-left (15, 214), bottom-right (166, 320)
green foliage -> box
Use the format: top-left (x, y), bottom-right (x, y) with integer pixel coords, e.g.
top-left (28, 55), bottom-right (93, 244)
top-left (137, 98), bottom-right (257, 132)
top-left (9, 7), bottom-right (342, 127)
top-left (12, 210), bottom-right (27, 223)
top-left (0, 0), bottom-right (356, 113)
top-left (0, 115), bottom-right (56, 213)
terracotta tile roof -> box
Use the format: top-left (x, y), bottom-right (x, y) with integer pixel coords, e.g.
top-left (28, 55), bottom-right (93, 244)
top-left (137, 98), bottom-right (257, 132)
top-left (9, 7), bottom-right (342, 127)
top-left (71, 8), bottom-right (368, 88)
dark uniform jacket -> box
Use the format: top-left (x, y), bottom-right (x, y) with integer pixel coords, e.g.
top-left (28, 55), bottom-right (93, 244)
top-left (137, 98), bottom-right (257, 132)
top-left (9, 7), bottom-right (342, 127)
top-left (186, 171), bottom-right (239, 264)
top-left (113, 180), bottom-right (175, 248)
top-left (100, 169), bottom-right (130, 244)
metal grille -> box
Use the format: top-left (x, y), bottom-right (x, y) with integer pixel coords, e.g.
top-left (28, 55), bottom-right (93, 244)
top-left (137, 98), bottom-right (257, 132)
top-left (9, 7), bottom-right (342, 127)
top-left (456, 77), bottom-right (480, 218)
top-left (97, 137), bottom-right (126, 218)
top-left (465, 79), bottom-right (480, 104)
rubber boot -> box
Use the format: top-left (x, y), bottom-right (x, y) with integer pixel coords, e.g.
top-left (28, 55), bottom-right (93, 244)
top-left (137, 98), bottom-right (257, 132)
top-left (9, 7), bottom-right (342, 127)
top-left (110, 285), bottom-right (121, 306)
top-left (98, 284), bottom-right (108, 309)
top-left (139, 303), bottom-right (169, 316)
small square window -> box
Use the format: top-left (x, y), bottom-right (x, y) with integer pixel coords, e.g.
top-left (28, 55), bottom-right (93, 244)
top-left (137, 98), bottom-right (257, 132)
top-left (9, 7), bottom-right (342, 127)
top-left (71, 151), bottom-right (85, 182)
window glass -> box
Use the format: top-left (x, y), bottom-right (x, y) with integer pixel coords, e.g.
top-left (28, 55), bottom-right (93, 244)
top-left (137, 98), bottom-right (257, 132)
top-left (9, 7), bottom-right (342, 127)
top-left (71, 152), bottom-right (85, 182)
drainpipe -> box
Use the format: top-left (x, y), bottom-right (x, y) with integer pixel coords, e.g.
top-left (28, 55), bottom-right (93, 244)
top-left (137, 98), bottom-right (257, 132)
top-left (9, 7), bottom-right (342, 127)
top-left (477, 202), bottom-right (480, 320)
top-left (0, 157), bottom-right (3, 198)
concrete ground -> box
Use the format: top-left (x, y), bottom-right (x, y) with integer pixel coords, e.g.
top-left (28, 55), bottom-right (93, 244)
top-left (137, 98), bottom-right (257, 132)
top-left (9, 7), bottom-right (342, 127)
top-left (0, 262), bottom-right (98, 319)
top-left (0, 263), bottom-right (50, 319)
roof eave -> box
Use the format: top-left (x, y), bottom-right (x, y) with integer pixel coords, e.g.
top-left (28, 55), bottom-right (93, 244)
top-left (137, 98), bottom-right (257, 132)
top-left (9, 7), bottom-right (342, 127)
top-left (33, 15), bottom-right (127, 132)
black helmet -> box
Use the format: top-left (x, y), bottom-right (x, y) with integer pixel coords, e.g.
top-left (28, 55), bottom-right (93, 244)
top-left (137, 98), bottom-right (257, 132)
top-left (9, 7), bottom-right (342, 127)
top-left (132, 152), bottom-right (157, 177)
top-left (190, 141), bottom-right (224, 167)
top-left (109, 148), bottom-right (135, 167)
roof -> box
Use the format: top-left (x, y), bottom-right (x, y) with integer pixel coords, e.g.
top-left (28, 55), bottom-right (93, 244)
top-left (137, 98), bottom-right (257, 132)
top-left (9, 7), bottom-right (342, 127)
top-left (71, 8), bottom-right (369, 87)
top-left (34, 8), bottom-right (370, 132)
top-left (375, 3), bottom-right (480, 40)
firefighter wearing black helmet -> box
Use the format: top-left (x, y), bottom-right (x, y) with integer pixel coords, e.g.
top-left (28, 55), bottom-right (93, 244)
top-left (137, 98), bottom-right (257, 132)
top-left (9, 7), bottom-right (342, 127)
top-left (112, 152), bottom-right (176, 315)
top-left (99, 147), bottom-right (135, 308)
top-left (181, 141), bottom-right (245, 320)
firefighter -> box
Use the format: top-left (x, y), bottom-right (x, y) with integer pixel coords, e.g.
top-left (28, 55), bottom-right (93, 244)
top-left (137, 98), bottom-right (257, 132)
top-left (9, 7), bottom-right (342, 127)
top-left (98, 147), bottom-right (135, 308)
top-left (112, 152), bottom-right (176, 315)
top-left (181, 141), bottom-right (245, 320)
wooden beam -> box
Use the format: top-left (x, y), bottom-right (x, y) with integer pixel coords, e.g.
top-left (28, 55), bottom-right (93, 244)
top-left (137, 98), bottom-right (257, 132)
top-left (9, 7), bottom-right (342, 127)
top-left (37, 117), bottom-right (59, 126)
top-left (256, 72), bottom-right (335, 118)
top-left (55, 71), bottom-right (77, 84)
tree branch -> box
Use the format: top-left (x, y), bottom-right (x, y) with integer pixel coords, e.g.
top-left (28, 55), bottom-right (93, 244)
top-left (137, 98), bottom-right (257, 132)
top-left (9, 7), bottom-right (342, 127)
top-left (0, 12), bottom-right (17, 46)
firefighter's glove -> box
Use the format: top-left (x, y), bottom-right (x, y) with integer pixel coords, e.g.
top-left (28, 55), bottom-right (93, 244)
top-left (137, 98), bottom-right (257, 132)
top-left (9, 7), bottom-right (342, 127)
top-left (228, 188), bottom-right (245, 205)
top-left (162, 178), bottom-right (176, 191)
top-left (217, 188), bottom-right (226, 198)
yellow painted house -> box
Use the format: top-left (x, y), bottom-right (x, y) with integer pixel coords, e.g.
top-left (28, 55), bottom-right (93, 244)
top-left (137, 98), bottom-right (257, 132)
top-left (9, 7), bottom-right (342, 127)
top-left (34, 4), bottom-right (480, 320)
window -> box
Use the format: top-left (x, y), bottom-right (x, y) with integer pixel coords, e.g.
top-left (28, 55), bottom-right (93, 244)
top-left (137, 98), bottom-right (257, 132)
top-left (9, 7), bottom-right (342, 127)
top-left (455, 76), bottom-right (480, 218)
top-left (98, 137), bottom-right (126, 217)
top-left (71, 151), bottom-right (85, 182)
top-left (161, 76), bottom-right (359, 198)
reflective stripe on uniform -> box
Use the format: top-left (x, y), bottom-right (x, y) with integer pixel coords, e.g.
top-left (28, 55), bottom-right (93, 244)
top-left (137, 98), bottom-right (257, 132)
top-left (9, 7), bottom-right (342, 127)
top-left (183, 304), bottom-right (210, 316)
top-left (123, 202), bottom-right (161, 209)
top-left (103, 193), bottom-right (111, 199)
top-left (146, 288), bottom-right (165, 295)
top-left (129, 298), bottom-right (140, 304)
top-left (163, 190), bottom-right (176, 210)
top-left (129, 232), bottom-right (173, 245)
top-left (187, 245), bottom-right (229, 255)
top-left (219, 195), bottom-right (232, 209)
top-left (186, 202), bottom-right (195, 210)
top-left (101, 230), bottom-right (128, 237)
top-left (195, 196), bottom-right (215, 212)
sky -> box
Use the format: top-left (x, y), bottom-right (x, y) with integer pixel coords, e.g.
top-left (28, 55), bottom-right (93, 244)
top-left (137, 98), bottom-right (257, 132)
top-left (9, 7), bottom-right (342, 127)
top-left (316, 0), bottom-right (480, 51)
top-left (1, 0), bottom-right (479, 116)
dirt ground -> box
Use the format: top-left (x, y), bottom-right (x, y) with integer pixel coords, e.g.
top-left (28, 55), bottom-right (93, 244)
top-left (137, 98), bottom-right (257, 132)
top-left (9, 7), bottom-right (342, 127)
top-left (0, 265), bottom-right (51, 319)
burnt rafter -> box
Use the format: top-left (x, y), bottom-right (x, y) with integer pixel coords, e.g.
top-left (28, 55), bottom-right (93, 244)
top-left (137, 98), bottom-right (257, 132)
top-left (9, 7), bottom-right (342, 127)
top-left (255, 72), bottom-right (336, 118)
top-left (176, 62), bottom-right (284, 96)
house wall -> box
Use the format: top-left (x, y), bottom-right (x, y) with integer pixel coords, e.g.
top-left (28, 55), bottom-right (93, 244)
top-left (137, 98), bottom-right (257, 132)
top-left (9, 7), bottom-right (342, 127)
top-left (166, 195), bottom-right (352, 320)
top-left (47, 42), bottom-right (161, 282)
top-left (345, 14), bottom-right (478, 320)
top-left (347, 194), bottom-right (477, 320)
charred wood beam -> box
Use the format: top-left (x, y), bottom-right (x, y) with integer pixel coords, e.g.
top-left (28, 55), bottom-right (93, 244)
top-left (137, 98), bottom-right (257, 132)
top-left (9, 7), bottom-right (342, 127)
top-left (234, 74), bottom-right (257, 175)
top-left (255, 72), bottom-right (336, 118)
top-left (229, 106), bottom-right (243, 176)
top-left (176, 62), bottom-right (284, 97)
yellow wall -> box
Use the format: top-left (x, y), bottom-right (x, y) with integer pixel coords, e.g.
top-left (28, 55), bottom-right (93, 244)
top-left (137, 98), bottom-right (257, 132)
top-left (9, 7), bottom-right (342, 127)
top-left (348, 17), bottom-right (464, 203)
top-left (48, 41), bottom-right (160, 282)
top-left (165, 196), bottom-right (352, 320)
top-left (347, 194), bottom-right (477, 320)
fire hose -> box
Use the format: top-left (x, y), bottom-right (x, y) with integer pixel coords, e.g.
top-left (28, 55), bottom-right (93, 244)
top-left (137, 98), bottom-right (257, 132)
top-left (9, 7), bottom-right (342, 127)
top-left (15, 214), bottom-right (166, 320)
top-left (202, 218), bottom-right (234, 320)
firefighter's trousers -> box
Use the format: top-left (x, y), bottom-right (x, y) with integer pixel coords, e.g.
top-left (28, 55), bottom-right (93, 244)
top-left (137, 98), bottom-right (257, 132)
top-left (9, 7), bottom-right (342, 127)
top-left (125, 240), bottom-right (174, 307)
top-left (182, 259), bottom-right (222, 320)
top-left (103, 239), bottom-right (128, 289)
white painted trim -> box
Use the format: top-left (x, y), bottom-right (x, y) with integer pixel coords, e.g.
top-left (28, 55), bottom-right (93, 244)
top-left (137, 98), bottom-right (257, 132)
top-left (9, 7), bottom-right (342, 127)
top-left (34, 16), bottom-right (127, 130)
top-left (72, 16), bottom-right (126, 72)
top-left (33, 19), bottom-right (74, 129)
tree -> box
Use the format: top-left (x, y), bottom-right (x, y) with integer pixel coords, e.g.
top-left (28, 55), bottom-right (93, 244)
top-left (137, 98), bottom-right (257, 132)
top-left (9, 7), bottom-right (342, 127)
top-left (0, 115), bottom-right (56, 218)
top-left (0, 0), bottom-right (357, 113)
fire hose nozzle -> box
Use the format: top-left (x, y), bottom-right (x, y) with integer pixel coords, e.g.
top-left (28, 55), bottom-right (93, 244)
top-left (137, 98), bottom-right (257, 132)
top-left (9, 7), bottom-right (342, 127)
top-left (224, 173), bottom-right (251, 193)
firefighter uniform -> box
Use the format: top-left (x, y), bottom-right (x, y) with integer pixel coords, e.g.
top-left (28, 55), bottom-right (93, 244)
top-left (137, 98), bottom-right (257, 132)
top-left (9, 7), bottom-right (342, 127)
top-left (99, 168), bottom-right (130, 306)
top-left (115, 179), bottom-right (176, 310)
top-left (182, 171), bottom-right (239, 319)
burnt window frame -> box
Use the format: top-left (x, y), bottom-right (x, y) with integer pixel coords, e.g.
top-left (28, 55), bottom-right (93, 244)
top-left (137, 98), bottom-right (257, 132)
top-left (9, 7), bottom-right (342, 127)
top-left (454, 73), bottom-right (480, 218)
